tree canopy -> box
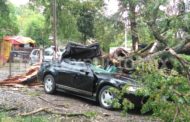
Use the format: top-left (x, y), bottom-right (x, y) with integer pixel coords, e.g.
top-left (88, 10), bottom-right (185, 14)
top-left (0, 0), bottom-right (19, 39)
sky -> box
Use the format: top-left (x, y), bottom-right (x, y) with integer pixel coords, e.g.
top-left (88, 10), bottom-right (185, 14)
top-left (9, 0), bottom-right (119, 16)
top-left (9, 0), bottom-right (29, 6)
top-left (104, 0), bottom-right (119, 16)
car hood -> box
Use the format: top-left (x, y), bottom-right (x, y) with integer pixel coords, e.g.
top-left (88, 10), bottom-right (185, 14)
top-left (95, 73), bottom-right (138, 86)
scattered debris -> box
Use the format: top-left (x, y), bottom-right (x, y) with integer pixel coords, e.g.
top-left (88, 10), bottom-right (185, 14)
top-left (0, 63), bottom-right (40, 86)
top-left (102, 113), bottom-right (110, 117)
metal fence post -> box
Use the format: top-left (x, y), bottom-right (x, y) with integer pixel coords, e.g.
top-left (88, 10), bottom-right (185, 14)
top-left (8, 51), bottom-right (12, 77)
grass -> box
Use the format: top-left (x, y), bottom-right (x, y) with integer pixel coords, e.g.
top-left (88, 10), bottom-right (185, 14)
top-left (27, 91), bottom-right (41, 97)
top-left (0, 110), bottom-right (97, 122)
top-left (0, 112), bottom-right (47, 122)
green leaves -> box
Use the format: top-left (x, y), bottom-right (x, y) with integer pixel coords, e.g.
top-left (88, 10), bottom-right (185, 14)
top-left (16, 6), bottom-right (49, 46)
top-left (135, 60), bottom-right (190, 121)
top-left (111, 57), bottom-right (190, 121)
top-left (108, 86), bottom-right (136, 111)
top-left (76, 2), bottom-right (95, 43)
top-left (0, 0), bottom-right (19, 38)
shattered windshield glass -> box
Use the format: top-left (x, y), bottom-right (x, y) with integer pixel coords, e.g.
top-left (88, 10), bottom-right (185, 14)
top-left (90, 65), bottom-right (116, 74)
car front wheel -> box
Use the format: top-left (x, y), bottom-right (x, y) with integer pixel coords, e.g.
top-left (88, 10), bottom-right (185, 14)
top-left (43, 74), bottom-right (56, 94)
top-left (98, 85), bottom-right (115, 109)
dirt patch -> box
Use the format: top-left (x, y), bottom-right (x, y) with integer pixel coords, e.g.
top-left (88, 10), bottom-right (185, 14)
top-left (0, 86), bottom-right (160, 122)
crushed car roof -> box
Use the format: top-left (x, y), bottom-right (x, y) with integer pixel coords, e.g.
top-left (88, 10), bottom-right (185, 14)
top-left (61, 42), bottom-right (102, 60)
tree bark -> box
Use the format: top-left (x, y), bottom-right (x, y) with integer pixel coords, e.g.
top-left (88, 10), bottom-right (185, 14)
top-left (129, 0), bottom-right (139, 51)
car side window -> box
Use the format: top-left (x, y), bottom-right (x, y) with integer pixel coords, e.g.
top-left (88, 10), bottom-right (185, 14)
top-left (44, 50), bottom-right (54, 56)
top-left (61, 60), bottom-right (74, 69)
top-left (32, 50), bottom-right (37, 55)
top-left (72, 62), bottom-right (88, 71)
top-left (61, 60), bottom-right (88, 71)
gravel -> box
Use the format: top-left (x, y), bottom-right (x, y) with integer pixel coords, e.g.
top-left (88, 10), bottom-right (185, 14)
top-left (0, 86), bottom-right (160, 122)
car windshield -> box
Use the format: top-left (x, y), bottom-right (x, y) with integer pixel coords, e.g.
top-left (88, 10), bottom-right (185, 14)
top-left (90, 64), bottom-right (116, 74)
top-left (44, 50), bottom-right (54, 56)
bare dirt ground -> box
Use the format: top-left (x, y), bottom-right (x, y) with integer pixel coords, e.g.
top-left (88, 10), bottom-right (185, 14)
top-left (0, 86), bottom-right (161, 122)
top-left (0, 63), bottom-right (160, 122)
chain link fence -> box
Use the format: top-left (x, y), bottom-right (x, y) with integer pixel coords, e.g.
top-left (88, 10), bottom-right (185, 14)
top-left (0, 49), bottom-right (34, 80)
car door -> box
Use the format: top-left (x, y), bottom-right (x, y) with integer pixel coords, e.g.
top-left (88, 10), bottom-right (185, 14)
top-left (56, 60), bottom-right (76, 88)
top-left (71, 62), bottom-right (95, 96)
top-left (30, 49), bottom-right (40, 64)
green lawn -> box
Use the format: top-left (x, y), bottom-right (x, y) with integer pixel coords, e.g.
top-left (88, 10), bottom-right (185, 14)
top-left (0, 112), bottom-right (47, 122)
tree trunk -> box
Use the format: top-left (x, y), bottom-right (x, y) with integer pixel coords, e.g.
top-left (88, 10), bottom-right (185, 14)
top-left (129, 0), bottom-right (139, 51)
top-left (82, 34), bottom-right (86, 44)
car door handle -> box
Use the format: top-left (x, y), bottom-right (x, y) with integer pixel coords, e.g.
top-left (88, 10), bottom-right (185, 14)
top-left (80, 69), bottom-right (85, 72)
top-left (80, 70), bottom-right (89, 75)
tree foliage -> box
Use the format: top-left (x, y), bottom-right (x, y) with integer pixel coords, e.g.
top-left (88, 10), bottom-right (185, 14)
top-left (29, 0), bottom-right (83, 43)
top-left (16, 5), bottom-right (49, 46)
top-left (29, 0), bottom-right (123, 50)
top-left (76, 2), bottom-right (95, 44)
top-left (94, 15), bottom-right (124, 51)
top-left (109, 1), bottom-right (190, 121)
top-left (136, 59), bottom-right (190, 121)
top-left (0, 0), bottom-right (19, 39)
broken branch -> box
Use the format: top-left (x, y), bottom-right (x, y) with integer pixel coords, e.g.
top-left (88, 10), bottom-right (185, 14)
top-left (173, 106), bottom-right (179, 122)
top-left (167, 48), bottom-right (190, 85)
top-left (38, 96), bottom-right (69, 108)
top-left (19, 108), bottom-right (88, 118)
top-left (19, 107), bottom-right (47, 116)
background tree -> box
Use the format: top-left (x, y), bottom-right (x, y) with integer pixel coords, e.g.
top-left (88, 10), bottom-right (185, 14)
top-left (29, 0), bottom-right (83, 44)
top-left (118, 0), bottom-right (140, 51)
top-left (0, 0), bottom-right (19, 39)
top-left (94, 15), bottom-right (124, 51)
top-left (76, 2), bottom-right (95, 44)
top-left (16, 5), bottom-right (49, 46)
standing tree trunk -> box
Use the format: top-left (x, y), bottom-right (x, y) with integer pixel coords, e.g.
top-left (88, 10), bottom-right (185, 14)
top-left (129, 0), bottom-right (139, 51)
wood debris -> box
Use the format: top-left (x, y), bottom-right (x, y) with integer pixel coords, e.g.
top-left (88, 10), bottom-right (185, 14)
top-left (0, 64), bottom-right (41, 86)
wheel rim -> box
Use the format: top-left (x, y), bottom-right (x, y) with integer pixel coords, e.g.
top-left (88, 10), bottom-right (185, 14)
top-left (44, 76), bottom-right (53, 92)
top-left (100, 89), bottom-right (114, 108)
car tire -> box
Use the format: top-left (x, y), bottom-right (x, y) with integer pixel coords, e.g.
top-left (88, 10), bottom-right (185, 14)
top-left (98, 85), bottom-right (115, 109)
top-left (43, 74), bottom-right (56, 94)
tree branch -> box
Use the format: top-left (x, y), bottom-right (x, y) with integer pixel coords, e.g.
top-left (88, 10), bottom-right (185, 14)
top-left (38, 96), bottom-right (69, 108)
top-left (19, 108), bottom-right (89, 117)
top-left (173, 106), bottom-right (179, 122)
